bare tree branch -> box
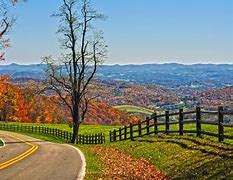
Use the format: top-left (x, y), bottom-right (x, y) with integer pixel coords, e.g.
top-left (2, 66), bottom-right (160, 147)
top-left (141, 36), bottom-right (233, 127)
top-left (43, 0), bottom-right (107, 143)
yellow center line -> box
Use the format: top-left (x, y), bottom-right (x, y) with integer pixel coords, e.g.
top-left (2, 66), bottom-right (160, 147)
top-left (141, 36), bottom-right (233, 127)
top-left (0, 133), bottom-right (38, 170)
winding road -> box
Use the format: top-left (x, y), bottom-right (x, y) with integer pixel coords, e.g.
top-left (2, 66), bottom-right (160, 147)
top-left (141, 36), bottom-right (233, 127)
top-left (0, 131), bottom-right (85, 180)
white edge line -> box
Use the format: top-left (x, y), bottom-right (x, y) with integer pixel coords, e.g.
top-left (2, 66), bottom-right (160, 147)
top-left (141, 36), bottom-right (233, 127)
top-left (0, 131), bottom-right (86, 179)
top-left (64, 144), bottom-right (86, 180)
top-left (0, 138), bottom-right (6, 148)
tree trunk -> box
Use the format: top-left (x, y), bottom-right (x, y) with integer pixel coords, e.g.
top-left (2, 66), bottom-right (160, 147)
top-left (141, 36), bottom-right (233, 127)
top-left (71, 122), bottom-right (79, 143)
top-left (3, 108), bottom-right (7, 122)
top-left (71, 106), bottom-right (80, 143)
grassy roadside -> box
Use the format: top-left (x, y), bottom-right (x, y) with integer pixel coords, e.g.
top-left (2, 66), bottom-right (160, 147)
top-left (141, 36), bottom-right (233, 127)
top-left (0, 123), bottom-right (112, 179)
top-left (0, 129), bottom-right (104, 179)
top-left (4, 122), bottom-right (120, 140)
top-left (12, 131), bottom-right (104, 179)
top-left (1, 122), bottom-right (233, 179)
top-left (75, 145), bottom-right (104, 180)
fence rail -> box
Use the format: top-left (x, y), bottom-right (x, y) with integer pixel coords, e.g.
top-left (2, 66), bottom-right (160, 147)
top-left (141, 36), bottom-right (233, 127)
top-left (0, 123), bottom-right (105, 144)
top-left (110, 106), bottom-right (233, 143)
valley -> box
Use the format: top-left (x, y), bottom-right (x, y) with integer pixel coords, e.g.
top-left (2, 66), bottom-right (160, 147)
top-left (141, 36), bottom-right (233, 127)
top-left (0, 1), bottom-right (232, 179)
top-left (1, 63), bottom-right (233, 125)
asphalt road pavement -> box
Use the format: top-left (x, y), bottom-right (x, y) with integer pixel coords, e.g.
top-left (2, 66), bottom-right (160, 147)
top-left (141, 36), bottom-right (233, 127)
top-left (0, 131), bottom-right (84, 180)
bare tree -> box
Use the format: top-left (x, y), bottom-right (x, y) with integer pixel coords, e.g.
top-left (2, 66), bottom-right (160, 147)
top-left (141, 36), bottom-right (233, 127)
top-left (43, 0), bottom-right (107, 143)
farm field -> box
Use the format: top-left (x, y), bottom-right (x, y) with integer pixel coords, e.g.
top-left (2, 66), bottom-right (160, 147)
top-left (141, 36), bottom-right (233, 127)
top-left (1, 122), bottom-right (232, 179)
top-left (114, 105), bottom-right (155, 115)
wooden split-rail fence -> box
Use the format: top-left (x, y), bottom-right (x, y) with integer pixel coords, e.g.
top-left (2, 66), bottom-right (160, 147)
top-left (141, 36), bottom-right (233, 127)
top-left (110, 106), bottom-right (233, 143)
top-left (0, 123), bottom-right (105, 144)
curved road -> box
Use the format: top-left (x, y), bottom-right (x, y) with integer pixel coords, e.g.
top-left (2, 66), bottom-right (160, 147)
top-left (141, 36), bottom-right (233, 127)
top-left (0, 131), bottom-right (85, 180)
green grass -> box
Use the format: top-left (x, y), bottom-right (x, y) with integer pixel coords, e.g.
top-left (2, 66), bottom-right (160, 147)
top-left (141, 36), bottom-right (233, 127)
top-left (110, 123), bottom-right (233, 179)
top-left (114, 105), bottom-right (154, 115)
top-left (5, 122), bottom-right (120, 141)
top-left (76, 145), bottom-right (104, 180)
top-left (112, 134), bottom-right (233, 179)
top-left (1, 122), bottom-right (233, 179)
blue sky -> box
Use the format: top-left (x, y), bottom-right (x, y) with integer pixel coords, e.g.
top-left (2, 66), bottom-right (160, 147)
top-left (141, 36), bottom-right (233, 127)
top-left (4, 0), bottom-right (233, 65)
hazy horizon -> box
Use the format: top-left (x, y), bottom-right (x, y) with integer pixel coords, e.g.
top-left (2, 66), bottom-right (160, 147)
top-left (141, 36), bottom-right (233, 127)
top-left (1, 62), bottom-right (233, 66)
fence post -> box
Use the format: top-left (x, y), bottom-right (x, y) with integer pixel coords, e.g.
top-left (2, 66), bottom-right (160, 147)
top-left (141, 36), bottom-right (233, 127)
top-left (113, 130), bottom-right (116, 142)
top-left (165, 111), bottom-right (169, 134)
top-left (83, 135), bottom-right (85, 144)
top-left (124, 126), bottom-right (127, 140)
top-left (146, 117), bottom-right (150, 135)
top-left (218, 106), bottom-right (224, 142)
top-left (101, 133), bottom-right (104, 144)
top-left (92, 135), bottom-right (94, 144)
top-left (99, 134), bottom-right (101, 144)
top-left (95, 134), bottom-right (98, 144)
top-left (130, 123), bottom-right (133, 140)
top-left (119, 128), bottom-right (122, 141)
top-left (109, 131), bottom-right (112, 142)
top-left (153, 113), bottom-right (158, 134)
top-left (138, 121), bottom-right (142, 137)
top-left (179, 109), bottom-right (183, 136)
top-left (98, 134), bottom-right (101, 144)
top-left (196, 106), bottom-right (201, 137)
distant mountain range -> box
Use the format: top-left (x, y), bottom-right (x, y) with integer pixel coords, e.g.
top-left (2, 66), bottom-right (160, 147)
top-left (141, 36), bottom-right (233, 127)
top-left (0, 63), bottom-right (46, 79)
top-left (1, 63), bottom-right (233, 88)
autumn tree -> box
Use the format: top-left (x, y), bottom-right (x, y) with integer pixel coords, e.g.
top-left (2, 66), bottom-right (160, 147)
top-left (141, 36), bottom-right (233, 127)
top-left (0, 76), bottom-right (14, 121)
top-left (0, 76), bottom-right (30, 122)
top-left (43, 0), bottom-right (107, 143)
top-left (0, 77), bottom-right (65, 123)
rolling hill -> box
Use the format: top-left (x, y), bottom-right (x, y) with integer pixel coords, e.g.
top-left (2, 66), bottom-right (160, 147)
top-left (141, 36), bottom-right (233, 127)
top-left (1, 63), bottom-right (233, 88)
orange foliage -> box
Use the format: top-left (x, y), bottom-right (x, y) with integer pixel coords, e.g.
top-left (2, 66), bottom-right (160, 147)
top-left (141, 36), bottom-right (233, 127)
top-left (84, 101), bottom-right (139, 125)
top-left (0, 76), bottom-right (30, 122)
top-left (0, 77), bottom-right (64, 123)
top-left (0, 76), bottom-right (139, 125)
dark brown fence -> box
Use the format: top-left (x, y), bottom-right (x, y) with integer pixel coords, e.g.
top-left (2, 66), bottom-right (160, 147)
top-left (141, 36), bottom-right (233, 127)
top-left (0, 123), bottom-right (105, 144)
top-left (110, 106), bottom-right (233, 143)
top-left (76, 133), bottom-right (105, 144)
